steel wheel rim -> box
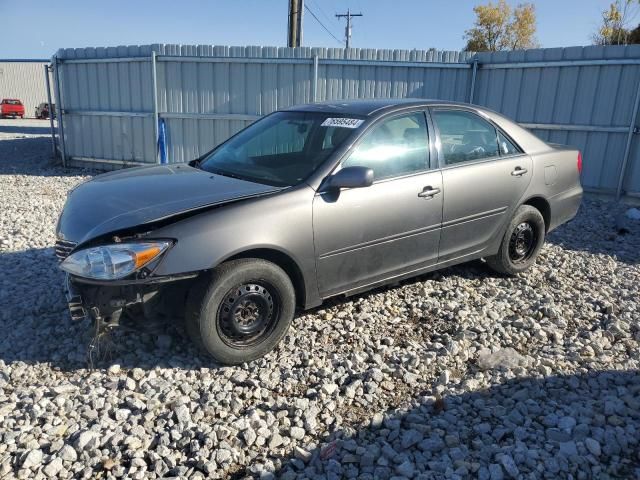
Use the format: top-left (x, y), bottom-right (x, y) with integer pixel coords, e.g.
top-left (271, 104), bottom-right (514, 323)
top-left (509, 222), bottom-right (536, 263)
top-left (217, 282), bottom-right (280, 348)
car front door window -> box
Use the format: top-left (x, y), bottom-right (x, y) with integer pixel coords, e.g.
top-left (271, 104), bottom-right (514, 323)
top-left (342, 112), bottom-right (429, 180)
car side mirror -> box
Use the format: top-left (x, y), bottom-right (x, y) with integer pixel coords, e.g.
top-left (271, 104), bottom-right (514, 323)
top-left (324, 166), bottom-right (374, 190)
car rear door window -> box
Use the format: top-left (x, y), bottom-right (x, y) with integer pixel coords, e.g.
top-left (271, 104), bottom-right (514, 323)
top-left (342, 112), bottom-right (429, 180)
top-left (432, 110), bottom-right (500, 165)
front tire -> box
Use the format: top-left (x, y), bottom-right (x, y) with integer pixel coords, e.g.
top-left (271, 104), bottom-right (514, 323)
top-left (486, 205), bottom-right (545, 275)
top-left (185, 259), bottom-right (295, 365)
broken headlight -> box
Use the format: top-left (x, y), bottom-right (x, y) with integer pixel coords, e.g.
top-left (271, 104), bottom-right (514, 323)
top-left (60, 241), bottom-right (171, 280)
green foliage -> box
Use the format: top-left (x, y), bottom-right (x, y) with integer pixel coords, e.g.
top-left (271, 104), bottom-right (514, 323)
top-left (464, 0), bottom-right (538, 52)
top-left (593, 1), bottom-right (640, 45)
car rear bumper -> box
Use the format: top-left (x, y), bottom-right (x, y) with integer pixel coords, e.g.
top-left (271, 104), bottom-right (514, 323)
top-left (548, 185), bottom-right (583, 232)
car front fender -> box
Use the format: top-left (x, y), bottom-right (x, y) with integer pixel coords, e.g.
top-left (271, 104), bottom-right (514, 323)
top-left (146, 185), bottom-right (321, 308)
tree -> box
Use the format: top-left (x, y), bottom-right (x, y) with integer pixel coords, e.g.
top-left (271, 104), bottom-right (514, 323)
top-left (629, 23), bottom-right (640, 43)
top-left (464, 0), bottom-right (538, 52)
top-left (509, 3), bottom-right (537, 50)
top-left (593, 1), bottom-right (640, 45)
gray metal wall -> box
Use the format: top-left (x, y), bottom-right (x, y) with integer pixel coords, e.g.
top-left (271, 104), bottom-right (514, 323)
top-left (474, 46), bottom-right (640, 197)
top-left (0, 61), bottom-right (51, 118)
top-left (53, 44), bottom-right (640, 197)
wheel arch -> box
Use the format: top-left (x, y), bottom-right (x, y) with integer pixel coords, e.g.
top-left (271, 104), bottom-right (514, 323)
top-left (522, 196), bottom-right (551, 232)
top-left (223, 248), bottom-right (307, 309)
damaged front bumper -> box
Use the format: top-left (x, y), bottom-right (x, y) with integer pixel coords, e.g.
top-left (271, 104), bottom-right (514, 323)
top-left (63, 272), bottom-right (198, 330)
top-left (65, 273), bottom-right (87, 321)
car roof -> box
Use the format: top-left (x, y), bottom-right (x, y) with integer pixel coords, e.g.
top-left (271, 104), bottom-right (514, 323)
top-left (284, 98), bottom-right (476, 116)
top-left (285, 97), bottom-right (552, 155)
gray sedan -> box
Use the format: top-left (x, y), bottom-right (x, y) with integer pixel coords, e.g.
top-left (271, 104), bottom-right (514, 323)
top-left (56, 99), bottom-right (582, 364)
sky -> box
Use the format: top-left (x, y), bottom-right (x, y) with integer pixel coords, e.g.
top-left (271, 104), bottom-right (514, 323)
top-left (0, 0), bottom-right (620, 59)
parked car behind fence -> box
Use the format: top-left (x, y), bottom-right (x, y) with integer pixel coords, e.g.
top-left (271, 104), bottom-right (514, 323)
top-left (35, 102), bottom-right (55, 120)
top-left (0, 99), bottom-right (25, 118)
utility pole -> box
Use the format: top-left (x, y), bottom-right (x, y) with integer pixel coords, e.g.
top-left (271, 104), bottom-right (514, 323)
top-left (287, 0), bottom-right (304, 47)
top-left (335, 8), bottom-right (363, 49)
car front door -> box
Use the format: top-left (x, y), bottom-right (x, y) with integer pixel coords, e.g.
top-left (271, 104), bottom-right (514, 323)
top-left (313, 110), bottom-right (443, 297)
top-left (430, 108), bottom-right (533, 263)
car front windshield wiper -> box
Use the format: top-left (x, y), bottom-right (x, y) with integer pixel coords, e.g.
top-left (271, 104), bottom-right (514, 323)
top-left (205, 166), bottom-right (256, 183)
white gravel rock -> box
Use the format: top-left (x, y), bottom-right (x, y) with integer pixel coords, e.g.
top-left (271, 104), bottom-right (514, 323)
top-left (585, 437), bottom-right (602, 457)
top-left (43, 457), bottom-right (63, 477)
top-left (21, 449), bottom-right (43, 469)
top-left (289, 426), bottom-right (306, 441)
top-left (58, 445), bottom-right (78, 462)
top-left (74, 431), bottom-right (100, 451)
top-left (477, 347), bottom-right (528, 370)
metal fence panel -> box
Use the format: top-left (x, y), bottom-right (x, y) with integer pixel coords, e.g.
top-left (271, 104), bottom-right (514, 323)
top-left (55, 45), bottom-right (156, 166)
top-left (474, 45), bottom-right (640, 195)
top-left (55, 45), bottom-right (473, 162)
top-left (53, 43), bottom-right (640, 196)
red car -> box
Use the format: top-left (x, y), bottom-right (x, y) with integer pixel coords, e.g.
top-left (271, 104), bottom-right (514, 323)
top-left (1, 99), bottom-right (25, 118)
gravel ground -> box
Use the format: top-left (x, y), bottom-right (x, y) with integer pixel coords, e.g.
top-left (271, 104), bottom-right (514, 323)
top-left (0, 119), bottom-right (639, 480)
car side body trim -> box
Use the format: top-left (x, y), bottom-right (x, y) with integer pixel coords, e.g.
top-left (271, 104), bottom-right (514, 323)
top-left (318, 223), bottom-right (442, 259)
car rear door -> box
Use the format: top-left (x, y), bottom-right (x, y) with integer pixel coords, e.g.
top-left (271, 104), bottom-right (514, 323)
top-left (430, 108), bottom-right (533, 263)
top-left (313, 110), bottom-right (443, 297)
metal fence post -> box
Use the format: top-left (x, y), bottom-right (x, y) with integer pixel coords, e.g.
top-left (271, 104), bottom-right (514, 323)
top-left (469, 57), bottom-right (478, 104)
top-left (43, 64), bottom-right (57, 158)
top-left (53, 55), bottom-right (67, 168)
top-left (617, 74), bottom-right (640, 199)
top-left (151, 50), bottom-right (160, 163)
top-left (312, 55), bottom-right (319, 102)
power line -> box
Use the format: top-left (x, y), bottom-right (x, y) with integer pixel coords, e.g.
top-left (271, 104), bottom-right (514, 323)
top-left (304, 3), bottom-right (344, 46)
top-left (308, 0), bottom-right (338, 27)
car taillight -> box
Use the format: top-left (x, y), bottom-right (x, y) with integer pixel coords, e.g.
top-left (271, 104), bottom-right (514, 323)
top-left (577, 151), bottom-right (583, 174)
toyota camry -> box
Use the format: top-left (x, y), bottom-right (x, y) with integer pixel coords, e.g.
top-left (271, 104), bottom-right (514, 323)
top-left (56, 99), bottom-right (583, 364)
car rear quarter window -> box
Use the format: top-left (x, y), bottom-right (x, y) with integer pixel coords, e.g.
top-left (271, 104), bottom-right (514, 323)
top-left (342, 112), bottom-right (429, 180)
top-left (432, 110), bottom-right (500, 166)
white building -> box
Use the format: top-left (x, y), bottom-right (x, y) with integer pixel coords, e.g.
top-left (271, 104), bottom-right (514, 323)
top-left (0, 60), bottom-right (50, 118)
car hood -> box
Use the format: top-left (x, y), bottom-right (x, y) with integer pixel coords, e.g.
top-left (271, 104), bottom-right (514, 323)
top-left (56, 164), bottom-right (281, 244)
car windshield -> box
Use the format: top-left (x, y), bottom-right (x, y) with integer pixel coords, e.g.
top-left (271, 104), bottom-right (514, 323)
top-left (4, 100), bottom-right (21, 105)
top-left (199, 111), bottom-right (363, 187)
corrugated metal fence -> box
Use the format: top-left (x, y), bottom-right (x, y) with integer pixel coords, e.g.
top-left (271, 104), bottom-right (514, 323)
top-left (52, 44), bottom-right (640, 197)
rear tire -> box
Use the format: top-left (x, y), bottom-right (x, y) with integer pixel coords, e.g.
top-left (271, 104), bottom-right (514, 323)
top-left (185, 259), bottom-right (295, 365)
top-left (486, 205), bottom-right (545, 275)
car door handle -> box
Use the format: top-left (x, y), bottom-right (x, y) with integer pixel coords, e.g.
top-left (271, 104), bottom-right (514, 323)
top-left (418, 186), bottom-right (441, 198)
top-left (511, 167), bottom-right (528, 176)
